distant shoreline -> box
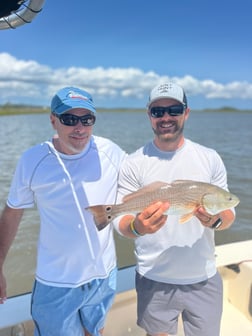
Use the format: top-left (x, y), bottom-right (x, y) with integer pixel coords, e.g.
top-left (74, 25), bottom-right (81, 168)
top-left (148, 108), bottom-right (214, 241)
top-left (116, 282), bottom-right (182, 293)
top-left (0, 105), bottom-right (251, 116)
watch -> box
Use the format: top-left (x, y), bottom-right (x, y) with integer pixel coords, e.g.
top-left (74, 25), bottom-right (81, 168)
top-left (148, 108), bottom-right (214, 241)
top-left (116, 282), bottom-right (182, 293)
top-left (211, 218), bottom-right (223, 230)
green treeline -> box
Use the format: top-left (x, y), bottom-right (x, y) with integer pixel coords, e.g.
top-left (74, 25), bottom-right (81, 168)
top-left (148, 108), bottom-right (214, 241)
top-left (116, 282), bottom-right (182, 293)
top-left (0, 104), bottom-right (251, 116)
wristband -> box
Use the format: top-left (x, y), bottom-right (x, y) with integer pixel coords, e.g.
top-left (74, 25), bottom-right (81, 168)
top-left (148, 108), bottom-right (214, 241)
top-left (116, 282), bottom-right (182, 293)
top-left (211, 218), bottom-right (223, 230)
top-left (129, 219), bottom-right (143, 237)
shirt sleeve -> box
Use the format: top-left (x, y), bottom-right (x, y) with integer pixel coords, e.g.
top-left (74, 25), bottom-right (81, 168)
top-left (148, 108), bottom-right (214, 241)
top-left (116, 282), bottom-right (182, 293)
top-left (7, 153), bottom-right (35, 209)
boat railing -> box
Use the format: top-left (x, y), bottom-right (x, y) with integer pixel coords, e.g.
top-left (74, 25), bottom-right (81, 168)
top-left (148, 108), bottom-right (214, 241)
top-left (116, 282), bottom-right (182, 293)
top-left (0, 264), bottom-right (137, 329)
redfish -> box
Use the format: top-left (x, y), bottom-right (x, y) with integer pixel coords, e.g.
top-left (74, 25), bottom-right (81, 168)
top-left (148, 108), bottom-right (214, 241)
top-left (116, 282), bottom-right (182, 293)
top-left (85, 180), bottom-right (240, 230)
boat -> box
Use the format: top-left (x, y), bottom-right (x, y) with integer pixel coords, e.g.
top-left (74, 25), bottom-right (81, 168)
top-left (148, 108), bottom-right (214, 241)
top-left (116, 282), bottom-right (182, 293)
top-left (0, 240), bottom-right (251, 335)
top-left (0, 0), bottom-right (45, 30)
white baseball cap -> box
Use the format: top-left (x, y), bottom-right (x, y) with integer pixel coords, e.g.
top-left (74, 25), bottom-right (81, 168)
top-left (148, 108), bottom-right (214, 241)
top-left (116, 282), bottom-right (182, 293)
top-left (147, 82), bottom-right (187, 107)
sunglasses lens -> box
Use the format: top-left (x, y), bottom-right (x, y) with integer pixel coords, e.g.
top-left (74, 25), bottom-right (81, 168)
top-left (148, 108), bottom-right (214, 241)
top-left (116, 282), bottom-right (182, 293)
top-left (58, 114), bottom-right (96, 126)
top-left (150, 107), bottom-right (165, 118)
top-left (81, 115), bottom-right (96, 126)
top-left (169, 105), bottom-right (184, 116)
top-left (59, 114), bottom-right (79, 126)
top-left (150, 105), bottom-right (184, 118)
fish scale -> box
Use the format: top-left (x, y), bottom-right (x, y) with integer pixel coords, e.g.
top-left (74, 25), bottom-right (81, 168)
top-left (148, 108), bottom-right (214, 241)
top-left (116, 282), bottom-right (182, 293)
top-left (115, 184), bottom-right (202, 214)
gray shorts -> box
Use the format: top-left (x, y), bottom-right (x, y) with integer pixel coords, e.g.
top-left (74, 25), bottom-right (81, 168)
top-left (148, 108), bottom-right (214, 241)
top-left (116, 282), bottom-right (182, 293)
top-left (136, 271), bottom-right (223, 336)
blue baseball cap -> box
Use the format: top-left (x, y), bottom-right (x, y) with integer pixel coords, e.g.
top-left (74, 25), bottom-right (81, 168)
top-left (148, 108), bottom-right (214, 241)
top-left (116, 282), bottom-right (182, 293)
top-left (51, 87), bottom-right (96, 115)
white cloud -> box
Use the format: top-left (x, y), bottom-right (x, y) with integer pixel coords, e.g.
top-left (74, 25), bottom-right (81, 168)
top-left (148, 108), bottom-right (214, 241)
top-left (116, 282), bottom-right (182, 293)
top-left (0, 52), bottom-right (252, 107)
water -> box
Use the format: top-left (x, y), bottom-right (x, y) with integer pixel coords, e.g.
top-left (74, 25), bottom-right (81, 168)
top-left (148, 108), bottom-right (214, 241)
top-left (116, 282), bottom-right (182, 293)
top-left (0, 111), bottom-right (252, 296)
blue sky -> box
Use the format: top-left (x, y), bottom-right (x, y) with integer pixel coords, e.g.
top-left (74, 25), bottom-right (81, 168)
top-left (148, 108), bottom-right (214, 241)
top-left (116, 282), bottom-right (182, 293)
top-left (1, 0), bottom-right (252, 109)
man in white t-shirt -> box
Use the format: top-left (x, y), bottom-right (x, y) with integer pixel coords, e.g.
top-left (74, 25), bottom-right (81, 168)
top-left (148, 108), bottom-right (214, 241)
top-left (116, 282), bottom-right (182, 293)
top-left (114, 83), bottom-right (236, 336)
top-left (0, 87), bottom-right (126, 336)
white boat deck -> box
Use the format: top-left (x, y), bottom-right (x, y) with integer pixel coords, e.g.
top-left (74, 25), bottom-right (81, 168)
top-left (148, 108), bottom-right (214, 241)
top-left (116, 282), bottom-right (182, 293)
top-left (0, 240), bottom-right (251, 335)
top-left (104, 284), bottom-right (252, 335)
top-left (2, 284), bottom-right (251, 336)
top-left (105, 240), bottom-right (252, 335)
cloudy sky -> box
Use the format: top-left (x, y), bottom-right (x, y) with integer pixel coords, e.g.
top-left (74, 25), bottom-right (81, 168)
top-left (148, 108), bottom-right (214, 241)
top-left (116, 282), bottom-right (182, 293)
top-left (1, 0), bottom-right (252, 109)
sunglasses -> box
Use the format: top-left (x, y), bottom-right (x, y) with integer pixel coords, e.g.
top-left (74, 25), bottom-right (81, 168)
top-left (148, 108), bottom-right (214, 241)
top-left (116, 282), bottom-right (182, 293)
top-left (150, 105), bottom-right (185, 118)
top-left (55, 113), bottom-right (96, 127)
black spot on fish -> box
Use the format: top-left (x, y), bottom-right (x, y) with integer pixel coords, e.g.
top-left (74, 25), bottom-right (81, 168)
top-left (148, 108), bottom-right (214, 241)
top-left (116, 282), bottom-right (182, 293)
top-left (106, 206), bottom-right (112, 212)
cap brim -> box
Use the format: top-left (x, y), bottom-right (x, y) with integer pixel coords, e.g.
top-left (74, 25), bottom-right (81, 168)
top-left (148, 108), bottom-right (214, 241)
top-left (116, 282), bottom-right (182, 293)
top-left (147, 96), bottom-right (184, 107)
top-left (54, 99), bottom-right (96, 115)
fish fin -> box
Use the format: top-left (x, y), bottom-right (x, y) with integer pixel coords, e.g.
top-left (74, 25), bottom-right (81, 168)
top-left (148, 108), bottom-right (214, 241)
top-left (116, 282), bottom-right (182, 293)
top-left (171, 179), bottom-right (200, 185)
top-left (202, 193), bottom-right (223, 215)
top-left (85, 205), bottom-right (114, 231)
top-left (171, 179), bottom-right (187, 184)
top-left (123, 181), bottom-right (168, 202)
top-left (179, 212), bottom-right (194, 224)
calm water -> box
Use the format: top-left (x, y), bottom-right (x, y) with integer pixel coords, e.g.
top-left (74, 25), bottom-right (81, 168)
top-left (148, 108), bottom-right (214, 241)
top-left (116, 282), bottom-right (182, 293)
top-left (0, 111), bottom-right (252, 296)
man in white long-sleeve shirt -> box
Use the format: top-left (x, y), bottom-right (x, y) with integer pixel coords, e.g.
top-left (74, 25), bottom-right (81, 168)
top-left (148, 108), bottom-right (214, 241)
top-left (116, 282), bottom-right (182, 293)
top-left (114, 82), bottom-right (236, 336)
top-left (0, 86), bottom-right (126, 336)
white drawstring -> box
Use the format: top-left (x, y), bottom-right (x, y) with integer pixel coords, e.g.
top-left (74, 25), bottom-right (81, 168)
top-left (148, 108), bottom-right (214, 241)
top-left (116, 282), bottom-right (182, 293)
top-left (45, 141), bottom-right (96, 260)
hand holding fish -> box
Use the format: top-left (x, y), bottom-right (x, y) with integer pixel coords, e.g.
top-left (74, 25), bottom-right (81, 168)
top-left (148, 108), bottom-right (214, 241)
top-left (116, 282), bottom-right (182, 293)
top-left (194, 206), bottom-right (222, 228)
top-left (194, 205), bottom-right (236, 230)
top-left (130, 201), bottom-right (170, 236)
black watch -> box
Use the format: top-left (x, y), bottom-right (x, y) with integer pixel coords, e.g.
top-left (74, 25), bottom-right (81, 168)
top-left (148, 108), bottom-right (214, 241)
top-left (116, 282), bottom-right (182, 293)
top-left (211, 218), bottom-right (222, 229)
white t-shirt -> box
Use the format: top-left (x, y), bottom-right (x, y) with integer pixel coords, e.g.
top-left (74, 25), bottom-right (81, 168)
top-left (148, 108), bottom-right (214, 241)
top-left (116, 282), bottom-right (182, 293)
top-left (7, 135), bottom-right (126, 287)
top-left (115, 139), bottom-right (231, 284)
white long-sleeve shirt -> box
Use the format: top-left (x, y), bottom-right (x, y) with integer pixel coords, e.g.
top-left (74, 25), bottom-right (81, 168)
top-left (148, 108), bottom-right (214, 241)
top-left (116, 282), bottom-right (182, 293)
top-left (115, 139), bottom-right (231, 284)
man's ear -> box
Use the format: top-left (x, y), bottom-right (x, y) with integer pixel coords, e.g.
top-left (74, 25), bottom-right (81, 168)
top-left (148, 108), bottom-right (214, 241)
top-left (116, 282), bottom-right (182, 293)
top-left (50, 113), bottom-right (57, 129)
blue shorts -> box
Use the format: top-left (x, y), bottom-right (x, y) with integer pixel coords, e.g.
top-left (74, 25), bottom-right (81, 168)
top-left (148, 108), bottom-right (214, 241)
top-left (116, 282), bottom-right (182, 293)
top-left (136, 271), bottom-right (223, 336)
top-left (31, 267), bottom-right (117, 336)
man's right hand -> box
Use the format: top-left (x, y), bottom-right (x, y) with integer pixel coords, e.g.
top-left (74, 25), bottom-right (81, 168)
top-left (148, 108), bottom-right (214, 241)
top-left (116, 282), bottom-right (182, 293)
top-left (133, 201), bottom-right (170, 235)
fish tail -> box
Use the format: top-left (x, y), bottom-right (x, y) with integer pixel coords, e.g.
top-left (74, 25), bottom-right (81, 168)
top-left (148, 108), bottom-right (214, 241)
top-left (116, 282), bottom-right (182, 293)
top-left (85, 205), bottom-right (114, 231)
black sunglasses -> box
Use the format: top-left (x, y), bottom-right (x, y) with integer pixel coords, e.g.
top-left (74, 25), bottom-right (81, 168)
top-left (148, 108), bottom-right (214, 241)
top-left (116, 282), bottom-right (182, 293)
top-left (55, 113), bottom-right (96, 127)
top-left (150, 105), bottom-right (185, 118)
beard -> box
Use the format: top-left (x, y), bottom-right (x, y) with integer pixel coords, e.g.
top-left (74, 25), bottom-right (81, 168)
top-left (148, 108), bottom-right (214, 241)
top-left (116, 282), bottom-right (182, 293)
top-left (152, 120), bottom-right (185, 144)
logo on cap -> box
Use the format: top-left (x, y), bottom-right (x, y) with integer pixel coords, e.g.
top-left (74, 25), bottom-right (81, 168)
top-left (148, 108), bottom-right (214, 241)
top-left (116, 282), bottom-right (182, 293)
top-left (157, 83), bottom-right (174, 93)
top-left (68, 90), bottom-right (91, 101)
